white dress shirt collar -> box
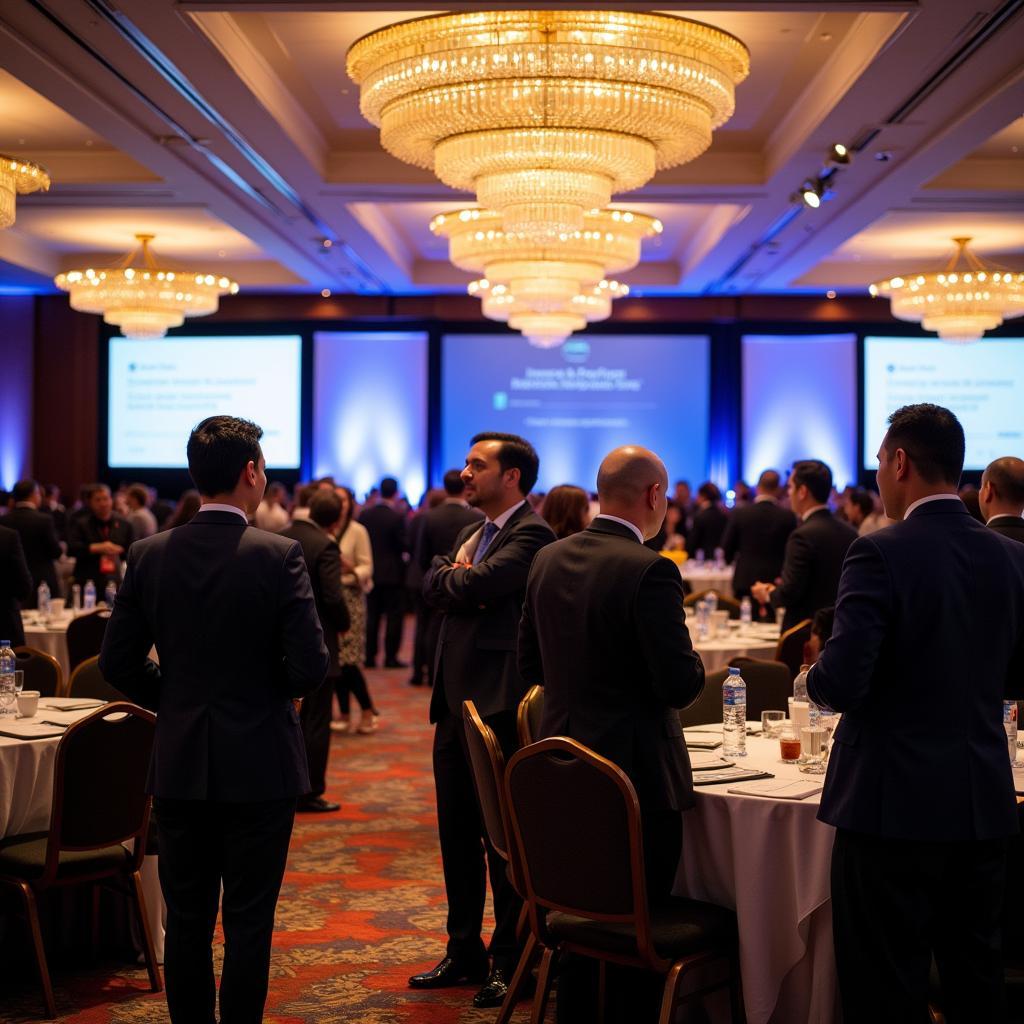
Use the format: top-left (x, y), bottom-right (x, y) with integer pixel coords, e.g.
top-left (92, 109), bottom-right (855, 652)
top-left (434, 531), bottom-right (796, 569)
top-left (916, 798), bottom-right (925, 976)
top-left (198, 502), bottom-right (248, 522)
top-left (801, 504), bottom-right (829, 522)
top-left (986, 513), bottom-right (1023, 526)
top-left (486, 498), bottom-right (527, 531)
top-left (593, 513), bottom-right (644, 544)
top-left (903, 493), bottom-right (962, 520)
top-left (754, 494), bottom-right (777, 504)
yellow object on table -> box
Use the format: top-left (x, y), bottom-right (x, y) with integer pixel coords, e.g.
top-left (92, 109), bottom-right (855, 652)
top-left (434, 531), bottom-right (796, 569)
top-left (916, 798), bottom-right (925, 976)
top-left (660, 550), bottom-right (688, 565)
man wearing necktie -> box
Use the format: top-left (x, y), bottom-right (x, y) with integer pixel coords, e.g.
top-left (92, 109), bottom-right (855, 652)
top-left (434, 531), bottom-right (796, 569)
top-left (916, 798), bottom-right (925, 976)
top-left (411, 432), bottom-right (555, 1009)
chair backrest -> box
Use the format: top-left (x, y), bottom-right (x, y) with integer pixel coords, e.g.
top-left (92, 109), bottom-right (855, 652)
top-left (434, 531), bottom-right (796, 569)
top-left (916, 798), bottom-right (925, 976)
top-left (517, 684), bottom-right (544, 747)
top-left (775, 619), bottom-right (813, 679)
top-left (66, 609), bottom-right (111, 672)
top-left (13, 646), bottom-right (64, 698)
top-left (43, 702), bottom-right (155, 883)
top-left (683, 590), bottom-right (742, 619)
top-left (727, 657), bottom-right (792, 720)
top-left (678, 667), bottom-right (729, 728)
top-left (463, 700), bottom-right (510, 863)
top-left (68, 656), bottom-right (126, 701)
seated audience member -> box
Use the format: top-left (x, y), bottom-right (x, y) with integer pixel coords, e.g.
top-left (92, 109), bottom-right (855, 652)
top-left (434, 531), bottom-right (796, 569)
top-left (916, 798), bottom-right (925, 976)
top-left (4, 478), bottom-right (62, 605)
top-left (255, 481), bottom-right (291, 532)
top-left (802, 606), bottom-right (835, 665)
top-left (67, 483), bottom-right (133, 590)
top-left (979, 456), bottom-right (1024, 543)
top-left (844, 487), bottom-right (888, 536)
top-left (125, 483), bottom-right (158, 540)
top-left (540, 484), bottom-right (591, 539)
top-left (721, 469), bottom-right (795, 599)
top-left (687, 481), bottom-right (728, 558)
top-left (163, 490), bottom-right (201, 530)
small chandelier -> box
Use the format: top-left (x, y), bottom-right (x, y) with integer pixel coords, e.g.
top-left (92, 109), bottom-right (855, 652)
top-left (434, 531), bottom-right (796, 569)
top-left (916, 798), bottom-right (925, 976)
top-left (870, 237), bottom-right (1024, 344)
top-left (54, 234), bottom-right (239, 340)
top-left (348, 10), bottom-right (748, 240)
top-left (0, 155), bottom-right (50, 229)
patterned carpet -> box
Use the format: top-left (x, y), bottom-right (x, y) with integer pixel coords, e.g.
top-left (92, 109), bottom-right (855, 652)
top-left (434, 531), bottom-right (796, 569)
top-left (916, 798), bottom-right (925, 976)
top-left (0, 655), bottom-right (531, 1023)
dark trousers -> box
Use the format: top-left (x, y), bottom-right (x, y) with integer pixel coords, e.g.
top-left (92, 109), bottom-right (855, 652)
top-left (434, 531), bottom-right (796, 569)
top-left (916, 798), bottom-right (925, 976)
top-left (300, 675), bottom-right (336, 797)
top-left (154, 797), bottom-right (296, 1024)
top-left (831, 827), bottom-right (1008, 1024)
top-left (409, 591), bottom-right (432, 684)
top-left (365, 583), bottom-right (404, 664)
top-left (335, 663), bottom-right (374, 713)
top-left (433, 706), bottom-right (520, 969)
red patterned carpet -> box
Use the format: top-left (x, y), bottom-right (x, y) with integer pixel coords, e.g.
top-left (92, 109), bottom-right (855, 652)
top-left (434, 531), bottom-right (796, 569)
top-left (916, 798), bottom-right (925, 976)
top-left (1, 655), bottom-right (530, 1023)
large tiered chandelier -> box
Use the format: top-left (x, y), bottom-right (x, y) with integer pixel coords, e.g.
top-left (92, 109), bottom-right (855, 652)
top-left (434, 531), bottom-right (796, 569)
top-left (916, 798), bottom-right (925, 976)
top-left (347, 10), bottom-right (749, 240)
top-left (0, 155), bottom-right (50, 229)
top-left (54, 234), bottom-right (239, 340)
top-left (870, 237), bottom-right (1024, 344)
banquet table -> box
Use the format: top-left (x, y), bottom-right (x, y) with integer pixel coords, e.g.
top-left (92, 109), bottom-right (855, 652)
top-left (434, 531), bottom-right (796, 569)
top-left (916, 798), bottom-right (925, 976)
top-left (691, 623), bottom-right (779, 673)
top-left (21, 609), bottom-right (75, 680)
top-left (679, 562), bottom-right (735, 597)
top-left (675, 731), bottom-right (839, 1024)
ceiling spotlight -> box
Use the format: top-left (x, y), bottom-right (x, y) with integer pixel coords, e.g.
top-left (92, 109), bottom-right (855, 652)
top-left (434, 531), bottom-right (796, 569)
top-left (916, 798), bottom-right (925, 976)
top-left (321, 288), bottom-right (331, 298)
top-left (322, 239), bottom-right (333, 249)
top-left (826, 289), bottom-right (836, 299)
top-left (827, 143), bottom-right (851, 166)
top-left (799, 180), bottom-right (824, 209)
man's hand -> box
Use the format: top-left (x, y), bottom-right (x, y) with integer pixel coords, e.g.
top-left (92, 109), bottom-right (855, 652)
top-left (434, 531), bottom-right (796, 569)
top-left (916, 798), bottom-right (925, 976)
top-left (91, 541), bottom-right (125, 556)
top-left (750, 581), bottom-right (775, 605)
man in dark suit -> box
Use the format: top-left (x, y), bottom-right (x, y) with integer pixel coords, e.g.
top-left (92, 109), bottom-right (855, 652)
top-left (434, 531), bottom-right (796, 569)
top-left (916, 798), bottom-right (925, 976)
top-left (359, 476), bottom-right (408, 668)
top-left (3, 479), bottom-right (62, 607)
top-left (808, 404), bottom-right (1024, 1023)
top-left (721, 469), bottom-right (796, 600)
top-left (411, 432), bottom-right (555, 1008)
top-left (0, 524), bottom-right (32, 647)
top-left (281, 489), bottom-right (351, 813)
top-left (519, 445), bottom-right (705, 899)
top-left (686, 481), bottom-right (729, 559)
top-left (751, 460), bottom-right (856, 631)
top-left (99, 415), bottom-right (329, 1024)
top-left (980, 455), bottom-right (1024, 543)
top-left (412, 470), bottom-right (483, 687)
top-left (67, 483), bottom-right (134, 590)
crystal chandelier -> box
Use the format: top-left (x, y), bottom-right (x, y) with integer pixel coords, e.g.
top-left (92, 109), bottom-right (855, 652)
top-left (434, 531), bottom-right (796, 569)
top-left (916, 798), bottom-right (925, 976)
top-left (348, 10), bottom-right (748, 240)
top-left (0, 155), bottom-right (50, 229)
top-left (54, 234), bottom-right (239, 340)
top-left (870, 237), bottom-right (1024, 344)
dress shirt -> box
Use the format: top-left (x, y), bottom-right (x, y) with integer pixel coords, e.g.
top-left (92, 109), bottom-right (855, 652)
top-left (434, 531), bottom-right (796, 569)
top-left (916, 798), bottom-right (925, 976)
top-left (987, 513), bottom-right (1023, 527)
top-left (593, 513), bottom-right (644, 544)
top-left (199, 502), bottom-right (248, 522)
top-left (486, 499), bottom-right (527, 532)
top-left (754, 494), bottom-right (777, 504)
top-left (801, 504), bottom-right (829, 522)
top-left (903, 493), bottom-right (961, 519)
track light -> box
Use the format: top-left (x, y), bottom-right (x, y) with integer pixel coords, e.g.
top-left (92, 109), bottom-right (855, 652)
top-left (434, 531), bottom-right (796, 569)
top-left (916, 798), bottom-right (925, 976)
top-left (798, 179), bottom-right (825, 209)
top-left (827, 142), bottom-right (852, 166)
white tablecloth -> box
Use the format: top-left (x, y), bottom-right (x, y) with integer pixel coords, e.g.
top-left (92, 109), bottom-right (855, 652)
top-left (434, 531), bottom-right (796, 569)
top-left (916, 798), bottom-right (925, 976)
top-left (680, 563), bottom-right (735, 597)
top-left (21, 610), bottom-right (74, 680)
top-left (692, 633), bottom-right (778, 673)
top-left (676, 733), bottom-right (839, 1024)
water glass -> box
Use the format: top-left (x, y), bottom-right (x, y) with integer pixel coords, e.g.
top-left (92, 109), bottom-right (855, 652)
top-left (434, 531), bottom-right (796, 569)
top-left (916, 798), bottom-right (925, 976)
top-left (14, 670), bottom-right (24, 695)
top-left (798, 726), bottom-right (829, 774)
top-left (761, 710), bottom-right (785, 738)
top-left (0, 676), bottom-right (15, 719)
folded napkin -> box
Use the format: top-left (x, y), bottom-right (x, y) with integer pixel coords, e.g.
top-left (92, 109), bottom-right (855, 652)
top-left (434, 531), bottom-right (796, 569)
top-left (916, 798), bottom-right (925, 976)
top-left (38, 698), bottom-right (105, 711)
top-left (39, 709), bottom-right (101, 726)
top-left (689, 752), bottom-right (735, 771)
top-left (0, 719), bottom-right (65, 739)
top-left (727, 778), bottom-right (823, 800)
top-left (693, 766), bottom-right (774, 786)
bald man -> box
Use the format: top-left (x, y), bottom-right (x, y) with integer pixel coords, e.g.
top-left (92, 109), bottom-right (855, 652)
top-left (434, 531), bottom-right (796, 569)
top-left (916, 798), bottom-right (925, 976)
top-left (980, 456), bottom-right (1024, 544)
top-left (519, 446), bottom-right (705, 901)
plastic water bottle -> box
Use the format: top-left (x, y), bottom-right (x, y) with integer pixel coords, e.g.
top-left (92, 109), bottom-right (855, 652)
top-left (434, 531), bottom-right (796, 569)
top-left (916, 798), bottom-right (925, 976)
top-left (1005, 701), bottom-right (1023, 768)
top-left (705, 590), bottom-right (719, 614)
top-left (714, 547), bottom-right (726, 570)
top-left (83, 579), bottom-right (97, 611)
top-left (0, 641), bottom-right (15, 718)
top-left (104, 581), bottom-right (117, 609)
top-left (695, 548), bottom-right (705, 565)
top-left (740, 596), bottom-right (752, 625)
top-left (71, 583), bottom-right (82, 614)
top-left (722, 667), bottom-right (747, 757)
top-left (793, 663), bottom-right (810, 703)
top-left (694, 598), bottom-right (709, 640)
top-left (37, 581), bottom-right (51, 619)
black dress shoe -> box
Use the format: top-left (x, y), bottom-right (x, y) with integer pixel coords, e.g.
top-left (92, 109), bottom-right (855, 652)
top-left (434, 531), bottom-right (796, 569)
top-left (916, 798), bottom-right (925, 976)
top-left (408, 956), bottom-right (489, 989)
top-left (296, 796), bottom-right (341, 813)
top-left (473, 966), bottom-right (511, 1008)
top-left (384, 658), bottom-right (408, 669)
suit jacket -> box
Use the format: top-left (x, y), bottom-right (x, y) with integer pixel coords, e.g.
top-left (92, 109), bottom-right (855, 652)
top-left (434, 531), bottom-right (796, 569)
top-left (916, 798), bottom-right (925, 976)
top-left (519, 519), bottom-right (705, 811)
top-left (358, 503), bottom-right (407, 587)
top-left (279, 519), bottom-right (350, 677)
top-left (0, 525), bottom-right (32, 647)
top-left (988, 514), bottom-right (1024, 544)
top-left (721, 499), bottom-right (797, 597)
top-left (67, 514), bottom-right (134, 587)
top-left (770, 509), bottom-right (856, 630)
top-left (808, 500), bottom-right (1024, 841)
top-left (416, 501), bottom-right (484, 571)
top-left (2, 505), bottom-right (62, 604)
top-left (99, 510), bottom-right (330, 801)
top-left (687, 504), bottom-right (729, 559)
top-left (423, 502), bottom-right (555, 723)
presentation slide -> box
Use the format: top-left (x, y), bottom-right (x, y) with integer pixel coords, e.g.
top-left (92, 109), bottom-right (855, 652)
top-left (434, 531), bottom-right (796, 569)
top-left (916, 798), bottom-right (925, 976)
top-left (441, 333), bottom-right (710, 492)
top-left (863, 336), bottom-right (1024, 471)
top-left (108, 335), bottom-right (302, 468)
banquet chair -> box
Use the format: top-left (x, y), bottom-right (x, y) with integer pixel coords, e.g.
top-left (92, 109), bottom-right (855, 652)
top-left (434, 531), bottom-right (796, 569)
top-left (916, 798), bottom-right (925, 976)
top-left (463, 700), bottom-right (543, 1023)
top-left (774, 619), bottom-right (813, 680)
top-left (679, 668), bottom-right (729, 729)
top-left (517, 685), bottom-right (544, 747)
top-left (13, 647), bottom-right (64, 698)
top-left (726, 658), bottom-right (792, 721)
top-left (505, 737), bottom-right (742, 1024)
top-left (65, 609), bottom-right (111, 673)
top-left (67, 656), bottom-right (128, 702)
top-left (684, 591), bottom-right (742, 619)
top-left (0, 702), bottom-right (161, 1018)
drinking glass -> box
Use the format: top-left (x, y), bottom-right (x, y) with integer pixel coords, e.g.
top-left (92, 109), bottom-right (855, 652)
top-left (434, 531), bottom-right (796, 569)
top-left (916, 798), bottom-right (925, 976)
top-left (0, 677), bottom-right (15, 719)
top-left (14, 670), bottom-right (24, 695)
top-left (761, 710), bottom-right (785, 738)
top-left (798, 725), bottom-right (829, 774)
top-left (778, 724), bottom-right (801, 763)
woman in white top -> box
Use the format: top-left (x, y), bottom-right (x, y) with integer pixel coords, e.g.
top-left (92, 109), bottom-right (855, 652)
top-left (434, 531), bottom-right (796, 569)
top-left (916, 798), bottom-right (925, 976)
top-left (332, 487), bottom-right (379, 733)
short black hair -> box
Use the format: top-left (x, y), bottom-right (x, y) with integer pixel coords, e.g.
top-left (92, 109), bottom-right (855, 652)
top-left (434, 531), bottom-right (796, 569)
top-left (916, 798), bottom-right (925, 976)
top-left (984, 457), bottom-right (1024, 506)
top-left (757, 469), bottom-right (780, 491)
top-left (187, 416), bottom-right (263, 496)
top-left (443, 469), bottom-right (466, 496)
top-left (471, 432), bottom-right (539, 495)
top-left (11, 479), bottom-right (38, 503)
top-left (697, 481), bottom-right (721, 503)
top-left (790, 460), bottom-right (833, 504)
top-left (380, 477), bottom-right (399, 500)
top-left (847, 487), bottom-right (875, 517)
top-left (883, 404), bottom-right (964, 486)
top-left (308, 489), bottom-right (342, 528)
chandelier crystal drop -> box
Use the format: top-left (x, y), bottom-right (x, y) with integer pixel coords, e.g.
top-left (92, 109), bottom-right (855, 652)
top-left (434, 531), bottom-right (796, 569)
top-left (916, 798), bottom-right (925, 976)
top-left (870, 238), bottom-right (1024, 344)
top-left (348, 10), bottom-right (748, 239)
top-left (0, 155), bottom-right (50, 229)
top-left (54, 234), bottom-right (239, 340)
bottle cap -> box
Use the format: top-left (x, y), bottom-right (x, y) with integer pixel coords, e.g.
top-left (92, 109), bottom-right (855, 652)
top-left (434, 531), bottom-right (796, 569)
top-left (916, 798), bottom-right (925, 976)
top-left (728, 667), bottom-right (741, 675)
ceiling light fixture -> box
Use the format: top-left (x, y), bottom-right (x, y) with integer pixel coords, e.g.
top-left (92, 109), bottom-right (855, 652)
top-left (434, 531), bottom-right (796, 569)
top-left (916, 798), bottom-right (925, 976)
top-left (54, 234), bottom-right (239, 340)
top-left (348, 10), bottom-right (748, 241)
top-left (826, 142), bottom-right (851, 166)
top-left (798, 179), bottom-right (825, 209)
top-left (0, 155), bottom-right (50, 229)
top-left (869, 237), bottom-right (1024, 343)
